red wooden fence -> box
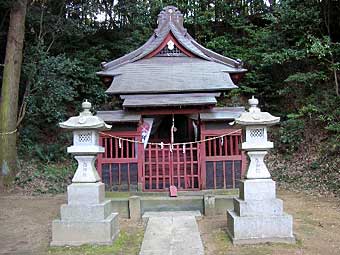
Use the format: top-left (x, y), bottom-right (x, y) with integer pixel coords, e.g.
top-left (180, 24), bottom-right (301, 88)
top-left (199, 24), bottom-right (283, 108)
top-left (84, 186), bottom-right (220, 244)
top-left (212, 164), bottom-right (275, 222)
top-left (200, 127), bottom-right (246, 190)
top-left (98, 132), bottom-right (142, 191)
top-left (143, 143), bottom-right (200, 191)
top-left (97, 128), bottom-right (246, 192)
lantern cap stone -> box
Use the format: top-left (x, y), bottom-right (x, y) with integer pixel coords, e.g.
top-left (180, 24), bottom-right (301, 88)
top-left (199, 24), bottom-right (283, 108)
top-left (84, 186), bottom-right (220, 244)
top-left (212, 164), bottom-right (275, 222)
top-left (59, 100), bottom-right (112, 130)
top-left (236, 96), bottom-right (280, 125)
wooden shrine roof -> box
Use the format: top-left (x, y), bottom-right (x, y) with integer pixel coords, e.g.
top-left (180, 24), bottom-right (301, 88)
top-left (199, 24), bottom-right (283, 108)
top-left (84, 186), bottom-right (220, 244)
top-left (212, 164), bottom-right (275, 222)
top-left (96, 106), bottom-right (244, 123)
top-left (189, 107), bottom-right (245, 121)
top-left (97, 6), bottom-right (246, 95)
top-left (121, 93), bottom-right (219, 108)
top-left (96, 110), bottom-right (141, 123)
top-left (105, 57), bottom-right (238, 94)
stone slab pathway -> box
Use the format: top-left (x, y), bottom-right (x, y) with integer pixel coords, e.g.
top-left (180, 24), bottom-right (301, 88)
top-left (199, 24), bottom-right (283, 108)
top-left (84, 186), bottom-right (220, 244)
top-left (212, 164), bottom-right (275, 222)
top-left (139, 211), bottom-right (204, 255)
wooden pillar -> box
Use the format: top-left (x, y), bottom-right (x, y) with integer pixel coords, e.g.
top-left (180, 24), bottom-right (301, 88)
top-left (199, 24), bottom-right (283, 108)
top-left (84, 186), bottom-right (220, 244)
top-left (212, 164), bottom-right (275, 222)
top-left (200, 122), bottom-right (206, 190)
top-left (137, 129), bottom-right (144, 191)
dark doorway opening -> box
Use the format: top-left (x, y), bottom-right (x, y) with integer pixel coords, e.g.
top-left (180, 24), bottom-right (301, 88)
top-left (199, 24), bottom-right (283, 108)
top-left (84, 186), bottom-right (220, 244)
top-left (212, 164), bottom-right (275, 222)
top-left (147, 114), bottom-right (196, 143)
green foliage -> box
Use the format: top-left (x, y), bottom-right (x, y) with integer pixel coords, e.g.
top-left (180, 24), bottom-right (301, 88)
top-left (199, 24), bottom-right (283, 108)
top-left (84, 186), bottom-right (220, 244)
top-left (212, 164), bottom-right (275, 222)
top-left (15, 162), bottom-right (76, 194)
top-left (278, 119), bottom-right (305, 153)
top-left (284, 71), bottom-right (327, 85)
top-left (24, 52), bottom-right (77, 124)
top-left (22, 44), bottom-right (107, 126)
top-left (18, 43), bottom-right (108, 161)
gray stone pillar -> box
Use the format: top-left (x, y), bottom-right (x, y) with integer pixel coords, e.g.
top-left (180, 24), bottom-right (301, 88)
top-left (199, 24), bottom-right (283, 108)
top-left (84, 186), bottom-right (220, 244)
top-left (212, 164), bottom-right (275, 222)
top-left (204, 195), bottom-right (216, 216)
top-left (137, 182), bottom-right (143, 192)
top-left (129, 196), bottom-right (141, 221)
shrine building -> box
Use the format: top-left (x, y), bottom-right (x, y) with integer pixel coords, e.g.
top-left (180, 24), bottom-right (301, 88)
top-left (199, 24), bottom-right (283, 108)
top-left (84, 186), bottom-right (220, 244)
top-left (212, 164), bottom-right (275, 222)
top-left (96, 6), bottom-right (247, 192)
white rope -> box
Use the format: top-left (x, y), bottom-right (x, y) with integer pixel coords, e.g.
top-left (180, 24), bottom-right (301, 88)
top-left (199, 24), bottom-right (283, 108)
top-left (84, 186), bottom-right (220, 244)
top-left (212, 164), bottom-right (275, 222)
top-left (0, 129), bottom-right (17, 136)
top-left (99, 129), bottom-right (241, 147)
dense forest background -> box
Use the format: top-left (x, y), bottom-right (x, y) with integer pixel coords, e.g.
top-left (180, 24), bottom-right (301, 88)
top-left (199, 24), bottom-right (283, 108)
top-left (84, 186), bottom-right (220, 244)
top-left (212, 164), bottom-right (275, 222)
top-left (0, 0), bottom-right (339, 195)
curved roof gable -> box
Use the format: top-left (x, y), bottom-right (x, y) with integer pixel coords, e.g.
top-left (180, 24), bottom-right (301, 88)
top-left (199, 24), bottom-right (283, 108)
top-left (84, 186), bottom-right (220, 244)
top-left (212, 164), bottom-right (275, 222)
top-left (98, 6), bottom-right (246, 74)
top-left (97, 6), bottom-right (247, 95)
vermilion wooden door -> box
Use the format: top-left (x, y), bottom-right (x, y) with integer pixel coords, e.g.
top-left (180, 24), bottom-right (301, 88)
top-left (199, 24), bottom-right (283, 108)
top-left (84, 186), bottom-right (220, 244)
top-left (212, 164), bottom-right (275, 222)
top-left (143, 143), bottom-right (200, 191)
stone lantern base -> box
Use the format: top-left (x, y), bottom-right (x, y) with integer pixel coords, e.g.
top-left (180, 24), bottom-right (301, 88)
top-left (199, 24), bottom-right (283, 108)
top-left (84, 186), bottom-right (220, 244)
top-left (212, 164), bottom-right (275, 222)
top-left (226, 179), bottom-right (295, 245)
top-left (51, 182), bottom-right (119, 246)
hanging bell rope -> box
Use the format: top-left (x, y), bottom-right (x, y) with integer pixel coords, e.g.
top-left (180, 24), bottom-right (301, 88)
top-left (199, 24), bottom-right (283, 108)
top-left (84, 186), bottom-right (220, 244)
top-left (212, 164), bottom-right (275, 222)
top-left (170, 114), bottom-right (175, 145)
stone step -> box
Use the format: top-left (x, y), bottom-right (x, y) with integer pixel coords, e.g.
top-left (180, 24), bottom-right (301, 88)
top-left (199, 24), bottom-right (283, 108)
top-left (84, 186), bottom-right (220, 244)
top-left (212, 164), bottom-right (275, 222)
top-left (142, 210), bottom-right (202, 219)
top-left (142, 210), bottom-right (202, 225)
top-left (139, 211), bottom-right (204, 255)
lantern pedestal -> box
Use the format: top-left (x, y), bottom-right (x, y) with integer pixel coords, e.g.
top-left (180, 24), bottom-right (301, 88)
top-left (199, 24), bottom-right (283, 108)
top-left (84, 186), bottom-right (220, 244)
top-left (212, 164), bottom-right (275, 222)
top-left (227, 179), bottom-right (295, 244)
top-left (51, 183), bottom-right (119, 246)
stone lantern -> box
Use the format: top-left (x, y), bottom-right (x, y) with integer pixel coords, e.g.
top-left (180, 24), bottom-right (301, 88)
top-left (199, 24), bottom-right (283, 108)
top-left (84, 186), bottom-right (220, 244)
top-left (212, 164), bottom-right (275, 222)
top-left (60, 100), bottom-right (110, 183)
top-left (238, 96), bottom-right (279, 179)
top-left (51, 101), bottom-right (120, 246)
top-left (226, 96), bottom-right (295, 245)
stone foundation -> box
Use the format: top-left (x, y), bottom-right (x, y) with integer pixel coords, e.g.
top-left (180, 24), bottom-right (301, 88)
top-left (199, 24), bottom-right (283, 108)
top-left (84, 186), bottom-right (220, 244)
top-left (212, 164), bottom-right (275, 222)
top-left (51, 182), bottom-right (120, 246)
top-left (227, 179), bottom-right (295, 244)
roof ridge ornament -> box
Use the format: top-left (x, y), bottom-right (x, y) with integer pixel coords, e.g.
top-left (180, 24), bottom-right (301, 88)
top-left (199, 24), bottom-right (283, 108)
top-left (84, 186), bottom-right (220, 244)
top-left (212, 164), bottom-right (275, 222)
top-left (156, 6), bottom-right (184, 33)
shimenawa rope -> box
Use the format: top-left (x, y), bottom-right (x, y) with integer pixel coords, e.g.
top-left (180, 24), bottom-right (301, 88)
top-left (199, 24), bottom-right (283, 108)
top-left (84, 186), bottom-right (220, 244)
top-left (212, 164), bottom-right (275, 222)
top-left (99, 129), bottom-right (240, 147)
top-left (0, 129), bottom-right (17, 136)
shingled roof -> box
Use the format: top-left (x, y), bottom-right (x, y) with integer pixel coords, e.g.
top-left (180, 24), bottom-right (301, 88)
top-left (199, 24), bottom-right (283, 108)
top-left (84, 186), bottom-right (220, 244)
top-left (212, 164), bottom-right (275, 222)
top-left (97, 6), bottom-right (246, 95)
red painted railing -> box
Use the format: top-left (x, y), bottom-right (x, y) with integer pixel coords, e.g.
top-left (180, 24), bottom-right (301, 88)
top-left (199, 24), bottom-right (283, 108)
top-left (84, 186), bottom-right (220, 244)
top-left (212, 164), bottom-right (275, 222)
top-left (98, 132), bottom-right (141, 191)
top-left (98, 128), bottom-right (246, 191)
top-left (200, 128), bottom-right (246, 190)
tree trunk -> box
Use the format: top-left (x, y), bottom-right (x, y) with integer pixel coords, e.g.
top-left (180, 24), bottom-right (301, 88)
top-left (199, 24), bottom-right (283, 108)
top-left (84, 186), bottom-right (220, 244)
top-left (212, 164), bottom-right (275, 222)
top-left (0, 0), bottom-right (27, 190)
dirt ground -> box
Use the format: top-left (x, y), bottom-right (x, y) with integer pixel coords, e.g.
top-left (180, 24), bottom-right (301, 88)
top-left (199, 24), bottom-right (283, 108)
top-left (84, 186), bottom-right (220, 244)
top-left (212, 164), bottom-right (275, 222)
top-left (0, 194), bottom-right (65, 254)
top-left (198, 190), bottom-right (340, 255)
top-left (0, 194), bottom-right (143, 255)
top-left (1, 190), bottom-right (340, 255)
